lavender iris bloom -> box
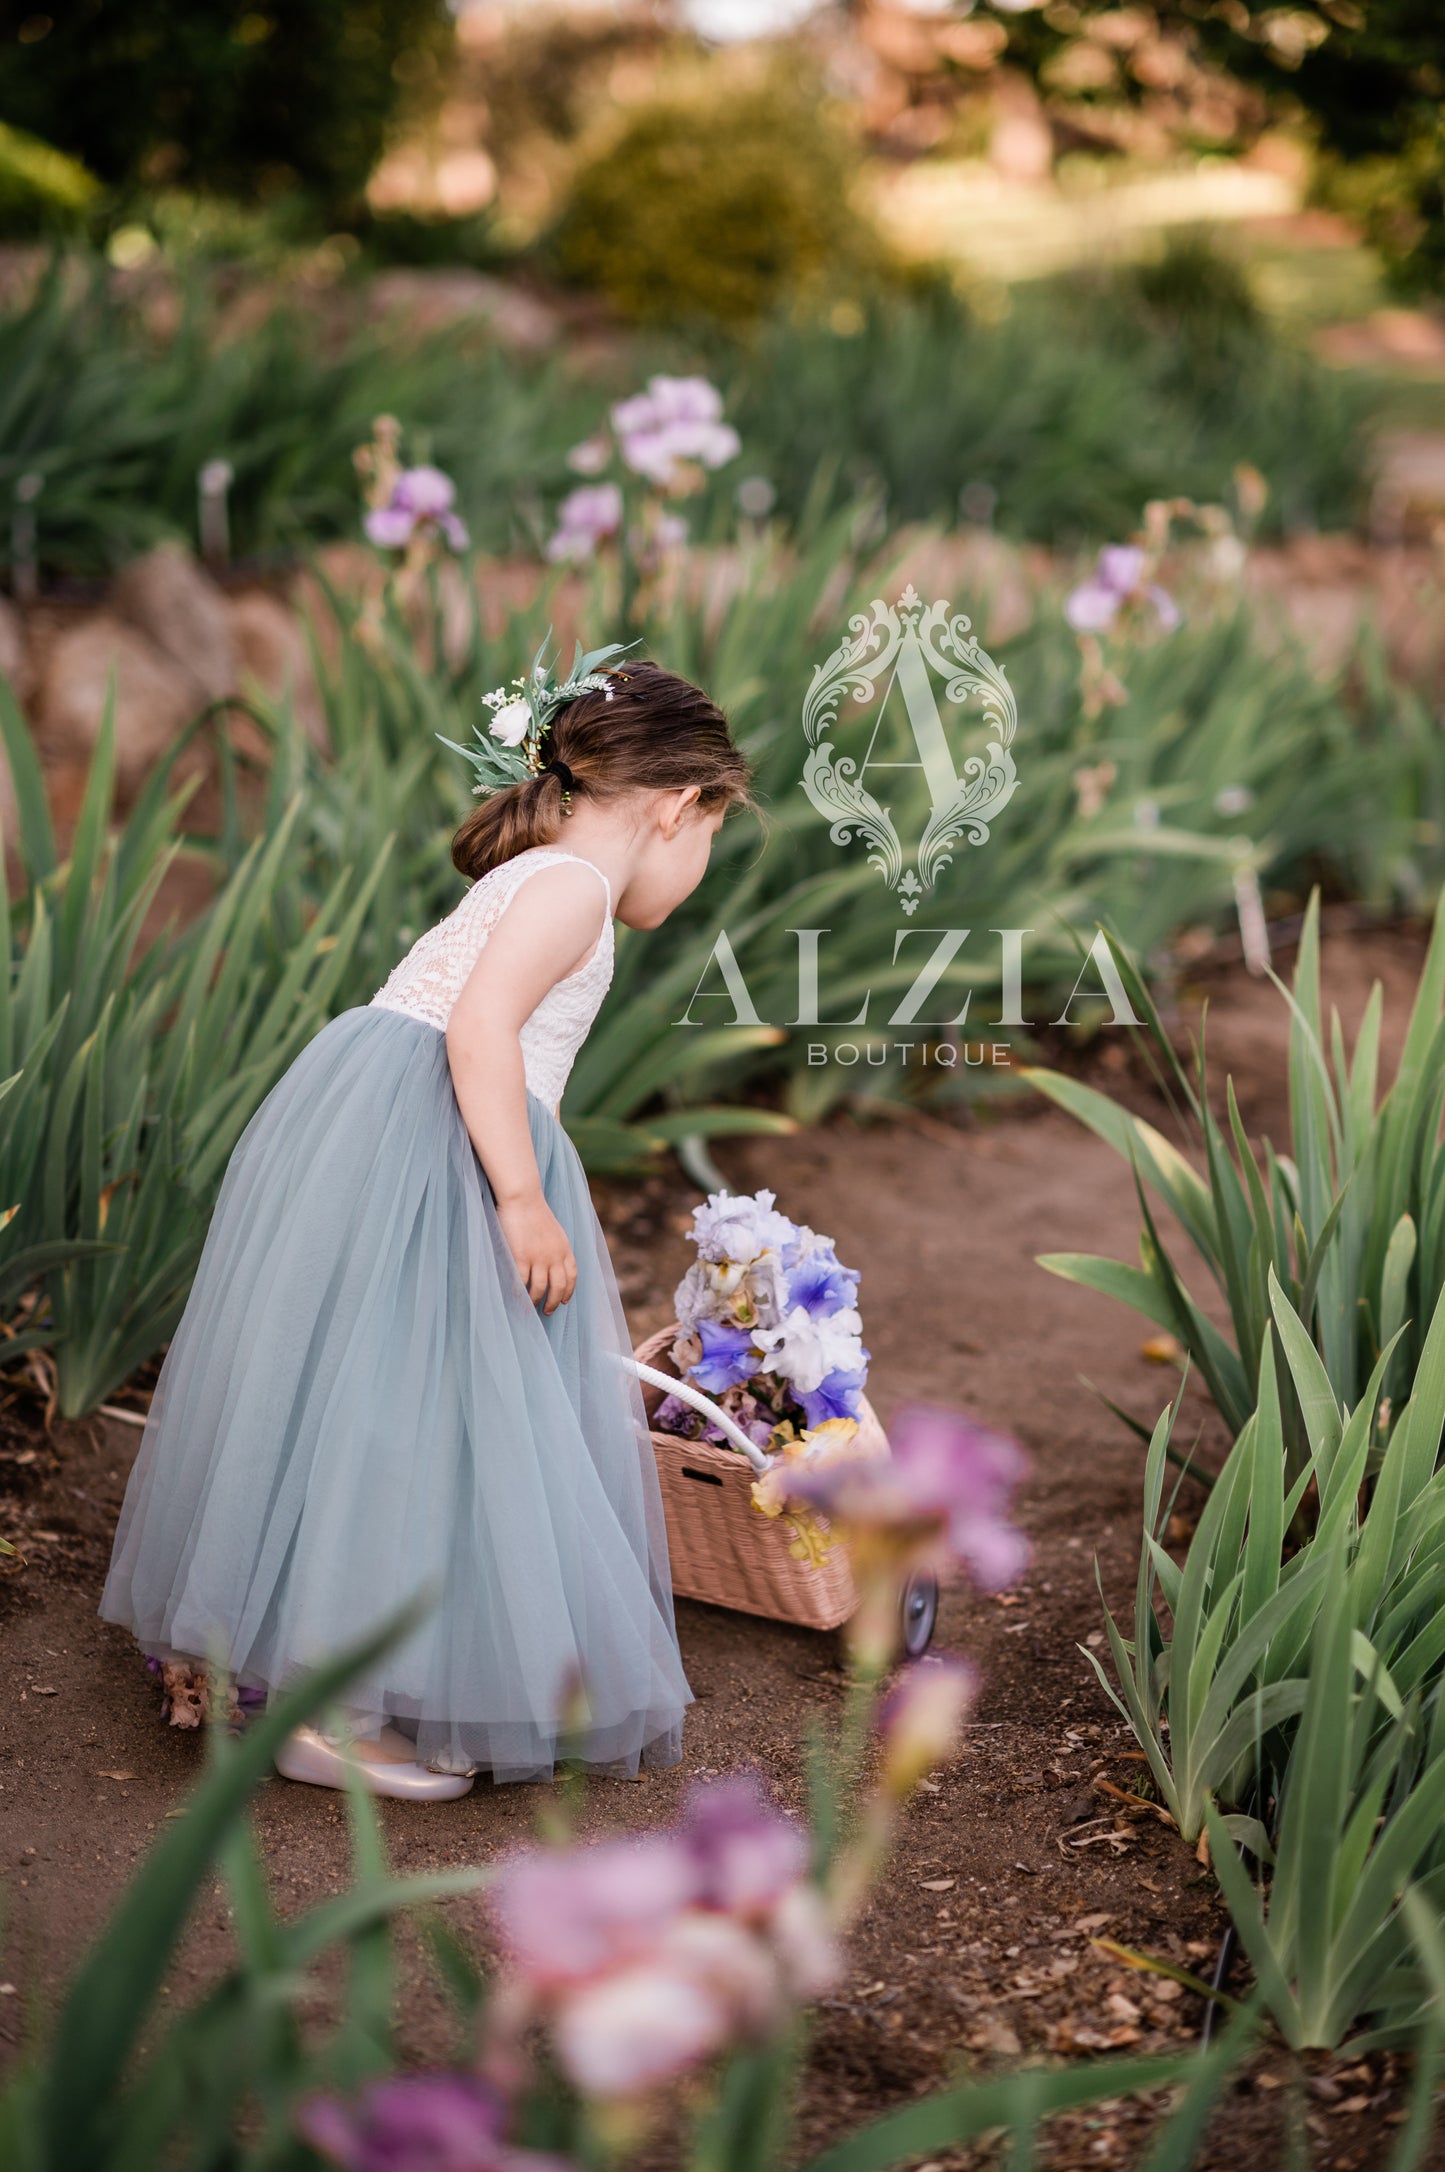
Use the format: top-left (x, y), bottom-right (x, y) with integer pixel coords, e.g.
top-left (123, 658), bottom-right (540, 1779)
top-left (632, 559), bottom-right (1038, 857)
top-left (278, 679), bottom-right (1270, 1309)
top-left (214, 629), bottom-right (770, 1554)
top-left (796, 1364), bottom-right (867, 1429)
top-left (680, 1772), bottom-right (808, 1916)
top-left (690, 1317), bottom-right (761, 1394)
top-left (1064, 542), bottom-right (1180, 635)
top-left (782, 1401), bottom-right (1028, 1589)
top-left (545, 482), bottom-right (622, 564)
top-left (785, 1249), bottom-right (859, 1319)
top-left (299, 2073), bottom-right (572, 2172)
top-left (364, 465), bottom-right (469, 554)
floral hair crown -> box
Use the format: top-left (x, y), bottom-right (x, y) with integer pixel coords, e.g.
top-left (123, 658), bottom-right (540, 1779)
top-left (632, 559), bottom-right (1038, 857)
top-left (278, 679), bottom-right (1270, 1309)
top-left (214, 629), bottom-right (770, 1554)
top-left (435, 629), bottom-right (641, 799)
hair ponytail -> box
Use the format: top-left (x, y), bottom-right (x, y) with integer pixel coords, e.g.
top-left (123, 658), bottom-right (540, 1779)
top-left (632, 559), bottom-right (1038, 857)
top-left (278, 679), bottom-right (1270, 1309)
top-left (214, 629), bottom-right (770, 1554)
top-left (451, 770), bottom-right (570, 880)
top-left (450, 658), bottom-right (750, 882)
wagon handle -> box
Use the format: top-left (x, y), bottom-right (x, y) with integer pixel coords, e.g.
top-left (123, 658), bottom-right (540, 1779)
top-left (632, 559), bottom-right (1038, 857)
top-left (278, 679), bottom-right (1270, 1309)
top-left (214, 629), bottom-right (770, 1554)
top-left (620, 1356), bottom-right (773, 1475)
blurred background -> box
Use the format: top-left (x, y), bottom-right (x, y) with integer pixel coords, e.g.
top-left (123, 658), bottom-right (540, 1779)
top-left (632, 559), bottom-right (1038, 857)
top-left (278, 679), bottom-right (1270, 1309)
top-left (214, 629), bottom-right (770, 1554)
top-left (7, 21), bottom-right (1445, 2156)
top-left (1, 0), bottom-right (1441, 616)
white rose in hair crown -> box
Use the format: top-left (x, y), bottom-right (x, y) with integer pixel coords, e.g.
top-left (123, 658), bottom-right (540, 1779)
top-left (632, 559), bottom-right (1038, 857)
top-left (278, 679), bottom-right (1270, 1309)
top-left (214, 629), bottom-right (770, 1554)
top-left (654, 1190), bottom-right (870, 1455)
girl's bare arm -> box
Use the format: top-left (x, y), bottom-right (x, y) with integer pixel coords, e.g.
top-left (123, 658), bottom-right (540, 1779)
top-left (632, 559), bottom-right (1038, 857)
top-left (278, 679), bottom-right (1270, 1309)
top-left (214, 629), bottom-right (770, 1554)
top-left (445, 863), bottom-right (609, 1314)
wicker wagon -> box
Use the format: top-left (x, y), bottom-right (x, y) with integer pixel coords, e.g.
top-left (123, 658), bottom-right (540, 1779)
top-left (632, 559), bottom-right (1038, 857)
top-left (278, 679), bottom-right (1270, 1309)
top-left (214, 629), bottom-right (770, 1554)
top-left (629, 1324), bottom-right (937, 1656)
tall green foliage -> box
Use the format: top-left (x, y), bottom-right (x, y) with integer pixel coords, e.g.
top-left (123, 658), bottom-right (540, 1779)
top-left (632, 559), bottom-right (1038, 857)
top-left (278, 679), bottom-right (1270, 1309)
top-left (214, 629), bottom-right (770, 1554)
top-left (700, 256), bottom-right (1373, 543)
top-left (1096, 1274), bottom-right (1445, 2047)
top-left (0, 241), bottom-right (1380, 580)
top-left (0, 261), bottom-right (591, 578)
top-left (0, 678), bottom-right (388, 1416)
top-left (1035, 889), bottom-right (1445, 1461)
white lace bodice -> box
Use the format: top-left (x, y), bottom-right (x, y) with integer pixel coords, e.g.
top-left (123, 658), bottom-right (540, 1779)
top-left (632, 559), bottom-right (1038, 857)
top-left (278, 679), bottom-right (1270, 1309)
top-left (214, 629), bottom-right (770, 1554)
top-left (368, 847), bottom-right (614, 1113)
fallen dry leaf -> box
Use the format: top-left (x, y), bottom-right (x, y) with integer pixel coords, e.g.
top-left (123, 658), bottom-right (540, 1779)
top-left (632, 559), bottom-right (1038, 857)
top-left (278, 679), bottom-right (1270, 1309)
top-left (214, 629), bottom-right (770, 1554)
top-left (97, 1770), bottom-right (135, 1782)
top-left (1068, 1826), bottom-right (1136, 1853)
top-left (1093, 1776), bottom-right (1176, 1825)
top-left (920, 1877), bottom-right (956, 1892)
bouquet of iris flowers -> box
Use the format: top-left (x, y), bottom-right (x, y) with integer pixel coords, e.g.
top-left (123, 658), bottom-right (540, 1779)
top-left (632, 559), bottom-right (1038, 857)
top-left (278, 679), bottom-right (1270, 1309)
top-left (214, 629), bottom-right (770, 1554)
top-left (653, 1189), bottom-right (869, 1453)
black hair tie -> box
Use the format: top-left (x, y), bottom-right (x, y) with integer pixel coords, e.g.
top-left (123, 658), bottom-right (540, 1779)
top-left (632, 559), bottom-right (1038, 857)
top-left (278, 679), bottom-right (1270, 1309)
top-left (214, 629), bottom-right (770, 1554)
top-left (543, 757), bottom-right (574, 791)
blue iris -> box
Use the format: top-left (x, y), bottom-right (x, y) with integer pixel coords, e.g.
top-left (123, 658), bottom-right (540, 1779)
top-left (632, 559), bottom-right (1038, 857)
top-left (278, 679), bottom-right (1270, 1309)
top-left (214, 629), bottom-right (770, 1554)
top-left (797, 1365), bottom-right (867, 1429)
top-left (689, 1317), bottom-right (761, 1394)
top-left (785, 1249), bottom-right (859, 1319)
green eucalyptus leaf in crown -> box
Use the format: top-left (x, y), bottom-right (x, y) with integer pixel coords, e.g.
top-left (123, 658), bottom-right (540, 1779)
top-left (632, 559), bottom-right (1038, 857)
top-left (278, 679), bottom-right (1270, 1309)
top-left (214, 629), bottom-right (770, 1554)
top-left (436, 628), bottom-right (641, 798)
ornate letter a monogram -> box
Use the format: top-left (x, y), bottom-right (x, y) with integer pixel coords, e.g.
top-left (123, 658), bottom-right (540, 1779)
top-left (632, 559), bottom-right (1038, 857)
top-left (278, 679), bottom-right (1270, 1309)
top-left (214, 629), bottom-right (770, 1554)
top-left (801, 585), bottom-right (1018, 911)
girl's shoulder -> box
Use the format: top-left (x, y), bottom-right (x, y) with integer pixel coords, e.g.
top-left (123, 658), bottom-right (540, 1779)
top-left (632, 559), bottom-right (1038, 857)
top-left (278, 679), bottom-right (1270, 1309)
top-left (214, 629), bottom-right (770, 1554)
top-left (462, 846), bottom-right (612, 922)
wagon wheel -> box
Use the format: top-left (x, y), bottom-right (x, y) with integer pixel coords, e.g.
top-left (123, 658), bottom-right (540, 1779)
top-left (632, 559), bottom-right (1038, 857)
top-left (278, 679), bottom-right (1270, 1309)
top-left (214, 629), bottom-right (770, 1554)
top-left (899, 1571), bottom-right (938, 1658)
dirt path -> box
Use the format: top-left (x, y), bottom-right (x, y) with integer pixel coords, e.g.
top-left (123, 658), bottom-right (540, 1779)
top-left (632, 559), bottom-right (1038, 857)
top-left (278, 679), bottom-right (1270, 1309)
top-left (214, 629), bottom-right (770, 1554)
top-left (0, 926), bottom-right (1439, 2168)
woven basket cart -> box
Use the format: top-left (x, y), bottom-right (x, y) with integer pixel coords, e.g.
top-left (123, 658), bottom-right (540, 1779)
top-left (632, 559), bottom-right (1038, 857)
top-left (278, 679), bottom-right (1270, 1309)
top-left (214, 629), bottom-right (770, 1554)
top-left (629, 1323), bottom-right (937, 1653)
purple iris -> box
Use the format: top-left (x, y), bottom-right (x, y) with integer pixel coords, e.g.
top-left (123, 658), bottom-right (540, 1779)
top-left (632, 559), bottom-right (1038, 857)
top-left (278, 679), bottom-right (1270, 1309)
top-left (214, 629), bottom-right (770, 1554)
top-left (796, 1364), bottom-right (867, 1429)
top-left (690, 1317), bottom-right (761, 1394)
top-left (300, 2073), bottom-right (572, 2171)
top-left (1064, 543), bottom-right (1180, 635)
top-left (680, 1772), bottom-right (808, 1916)
top-left (364, 465), bottom-right (469, 554)
top-left (782, 1400), bottom-right (1028, 1590)
top-left (785, 1249), bottom-right (858, 1319)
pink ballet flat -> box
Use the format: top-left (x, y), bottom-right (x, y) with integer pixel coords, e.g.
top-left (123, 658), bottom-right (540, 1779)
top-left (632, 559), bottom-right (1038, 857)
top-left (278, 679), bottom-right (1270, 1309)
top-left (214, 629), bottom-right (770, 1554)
top-left (274, 1724), bottom-right (475, 1801)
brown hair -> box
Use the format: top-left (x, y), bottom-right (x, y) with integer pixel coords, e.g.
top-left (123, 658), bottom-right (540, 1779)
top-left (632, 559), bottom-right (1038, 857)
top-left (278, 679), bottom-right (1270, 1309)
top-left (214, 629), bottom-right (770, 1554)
top-left (451, 657), bottom-right (752, 881)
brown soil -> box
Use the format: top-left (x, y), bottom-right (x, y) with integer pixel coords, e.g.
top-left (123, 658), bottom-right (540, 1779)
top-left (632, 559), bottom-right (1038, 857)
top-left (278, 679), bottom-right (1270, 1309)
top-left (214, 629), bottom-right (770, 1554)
top-left (0, 925), bottom-right (1440, 2169)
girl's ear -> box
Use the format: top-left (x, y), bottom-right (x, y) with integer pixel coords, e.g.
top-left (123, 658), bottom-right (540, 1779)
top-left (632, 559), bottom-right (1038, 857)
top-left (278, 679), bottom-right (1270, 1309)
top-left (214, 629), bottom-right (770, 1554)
top-left (659, 784), bottom-right (703, 839)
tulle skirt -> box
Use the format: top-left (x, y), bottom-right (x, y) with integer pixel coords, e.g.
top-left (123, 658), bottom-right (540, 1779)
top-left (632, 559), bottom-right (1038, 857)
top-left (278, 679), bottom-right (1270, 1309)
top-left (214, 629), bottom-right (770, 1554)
top-left (99, 1004), bottom-right (692, 1782)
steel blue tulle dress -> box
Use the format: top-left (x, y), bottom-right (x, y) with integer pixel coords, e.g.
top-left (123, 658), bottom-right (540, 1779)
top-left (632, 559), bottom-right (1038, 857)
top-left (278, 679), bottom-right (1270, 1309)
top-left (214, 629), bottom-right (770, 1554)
top-left (99, 847), bottom-right (692, 1781)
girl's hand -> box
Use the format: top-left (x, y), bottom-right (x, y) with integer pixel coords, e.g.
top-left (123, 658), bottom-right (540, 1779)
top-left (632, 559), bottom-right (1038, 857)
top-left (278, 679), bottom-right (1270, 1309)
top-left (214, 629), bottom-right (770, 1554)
top-left (497, 1192), bottom-right (577, 1313)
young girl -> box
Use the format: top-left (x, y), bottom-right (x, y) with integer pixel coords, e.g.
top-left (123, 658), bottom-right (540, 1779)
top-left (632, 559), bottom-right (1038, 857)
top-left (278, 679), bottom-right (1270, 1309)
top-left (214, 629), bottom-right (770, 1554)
top-left (100, 653), bottom-right (752, 1800)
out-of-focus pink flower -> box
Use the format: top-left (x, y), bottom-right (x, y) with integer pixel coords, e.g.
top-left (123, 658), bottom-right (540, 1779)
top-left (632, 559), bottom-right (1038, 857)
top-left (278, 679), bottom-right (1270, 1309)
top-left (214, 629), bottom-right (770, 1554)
top-left (781, 1403), bottom-right (1029, 1590)
top-left (483, 1774), bottom-right (839, 2102)
top-left (545, 482), bottom-right (623, 563)
top-left (1065, 542), bottom-right (1178, 635)
top-left (680, 1772), bottom-right (809, 1918)
top-left (364, 465), bottom-right (469, 554)
top-left (392, 465), bottom-right (457, 519)
top-left (610, 375), bottom-right (740, 492)
top-left (489, 1832), bottom-right (698, 1988)
top-left (299, 2073), bottom-right (573, 2172)
top-left (365, 505), bottom-right (417, 549)
top-left (565, 434), bottom-right (612, 476)
top-left (879, 1658), bottom-right (976, 1796)
top-left (554, 1915), bottom-right (774, 2098)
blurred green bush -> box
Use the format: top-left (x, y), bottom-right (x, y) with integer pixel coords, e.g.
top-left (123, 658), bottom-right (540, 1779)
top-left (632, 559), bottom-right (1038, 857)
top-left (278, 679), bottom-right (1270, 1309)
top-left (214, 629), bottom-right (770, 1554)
top-left (0, 0), bottom-right (453, 219)
top-left (703, 238), bottom-right (1374, 544)
top-left (0, 259), bottom-right (596, 578)
top-left (0, 120), bottom-right (98, 238)
top-left (0, 234), bottom-right (1379, 583)
top-left (545, 72), bottom-right (889, 328)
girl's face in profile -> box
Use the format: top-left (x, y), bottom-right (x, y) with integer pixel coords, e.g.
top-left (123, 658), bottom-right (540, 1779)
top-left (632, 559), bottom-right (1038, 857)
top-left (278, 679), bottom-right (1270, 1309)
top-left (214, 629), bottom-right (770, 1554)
top-left (617, 797), bottom-right (728, 929)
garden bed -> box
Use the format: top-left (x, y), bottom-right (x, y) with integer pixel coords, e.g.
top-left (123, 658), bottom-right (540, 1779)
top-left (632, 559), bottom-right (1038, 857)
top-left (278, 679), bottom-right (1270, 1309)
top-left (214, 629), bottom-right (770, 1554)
top-left (0, 924), bottom-right (1441, 2166)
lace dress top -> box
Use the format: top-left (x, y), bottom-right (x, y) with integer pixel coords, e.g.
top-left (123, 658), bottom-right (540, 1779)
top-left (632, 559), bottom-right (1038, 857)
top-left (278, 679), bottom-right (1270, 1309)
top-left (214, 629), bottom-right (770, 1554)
top-left (368, 846), bottom-right (614, 1114)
